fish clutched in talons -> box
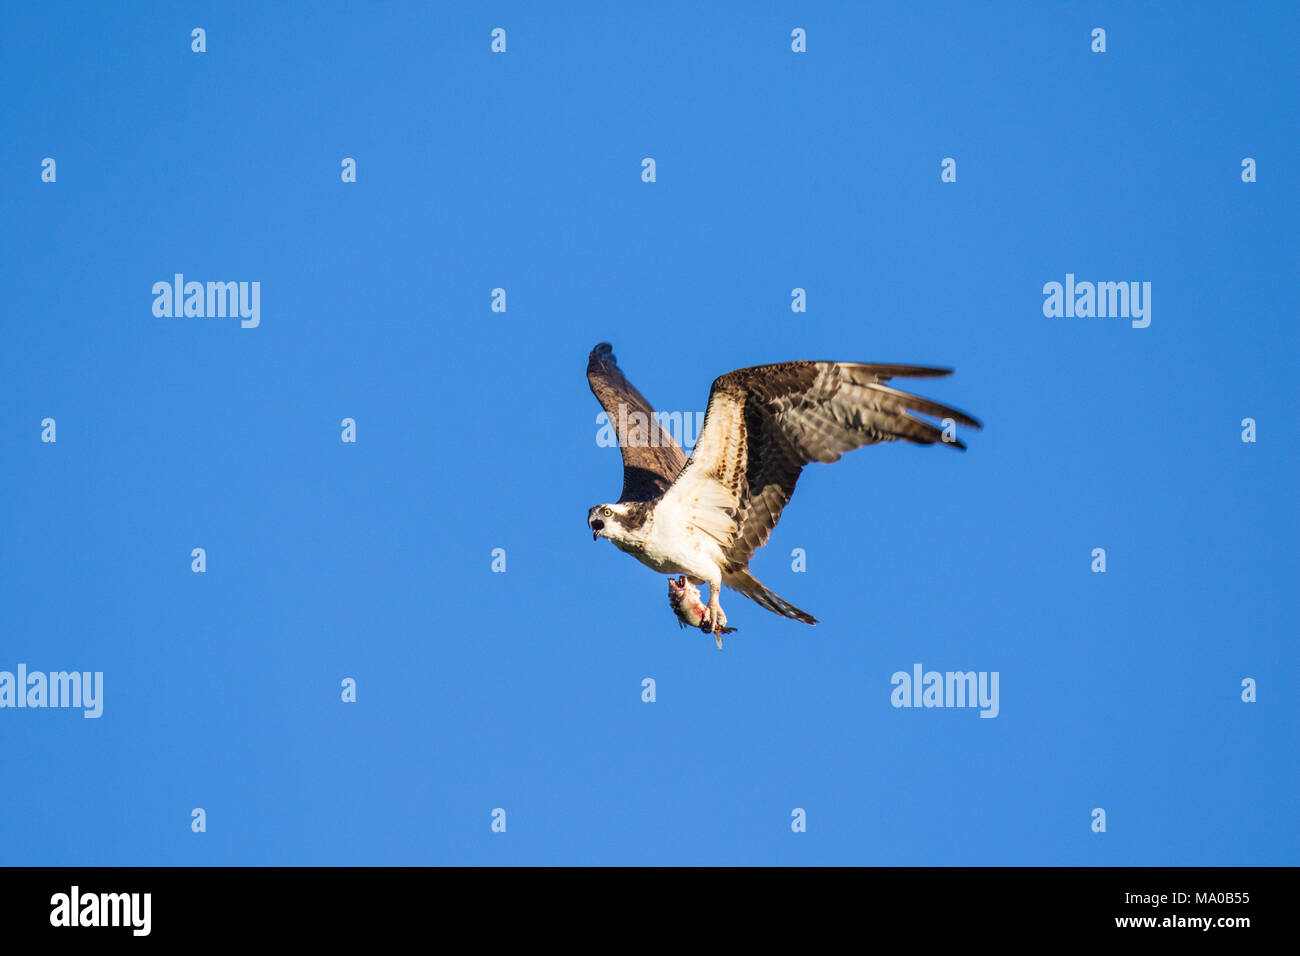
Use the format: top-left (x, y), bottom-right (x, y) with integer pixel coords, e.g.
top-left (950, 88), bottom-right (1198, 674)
top-left (667, 576), bottom-right (736, 649)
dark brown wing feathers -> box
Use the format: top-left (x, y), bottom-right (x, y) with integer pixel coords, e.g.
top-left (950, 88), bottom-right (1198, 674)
top-left (706, 361), bottom-right (981, 569)
top-left (587, 343), bottom-right (688, 502)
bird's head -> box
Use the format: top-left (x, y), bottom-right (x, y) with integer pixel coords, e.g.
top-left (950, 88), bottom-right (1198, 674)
top-left (588, 503), bottom-right (634, 543)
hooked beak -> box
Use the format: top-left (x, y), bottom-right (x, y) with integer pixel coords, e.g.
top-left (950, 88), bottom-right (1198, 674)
top-left (590, 519), bottom-right (604, 541)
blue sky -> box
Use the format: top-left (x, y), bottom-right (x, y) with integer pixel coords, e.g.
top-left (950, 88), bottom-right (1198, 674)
top-left (1, 1), bottom-right (1296, 865)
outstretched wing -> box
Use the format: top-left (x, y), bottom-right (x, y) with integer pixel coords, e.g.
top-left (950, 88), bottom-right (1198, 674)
top-left (659, 361), bottom-right (982, 570)
top-left (587, 343), bottom-right (688, 503)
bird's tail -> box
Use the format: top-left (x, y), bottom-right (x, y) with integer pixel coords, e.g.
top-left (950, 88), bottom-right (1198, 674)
top-left (724, 570), bottom-right (818, 625)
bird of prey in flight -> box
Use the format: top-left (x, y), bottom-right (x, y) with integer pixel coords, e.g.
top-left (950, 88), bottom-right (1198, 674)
top-left (586, 342), bottom-right (981, 648)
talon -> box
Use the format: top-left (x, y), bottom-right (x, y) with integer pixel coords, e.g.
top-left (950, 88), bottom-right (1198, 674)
top-left (704, 599), bottom-right (728, 648)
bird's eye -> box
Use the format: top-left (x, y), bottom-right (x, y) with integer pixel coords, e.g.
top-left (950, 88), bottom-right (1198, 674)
top-left (602, 508), bottom-right (613, 518)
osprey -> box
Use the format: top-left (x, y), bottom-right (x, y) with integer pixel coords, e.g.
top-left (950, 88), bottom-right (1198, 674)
top-left (586, 343), bottom-right (981, 648)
